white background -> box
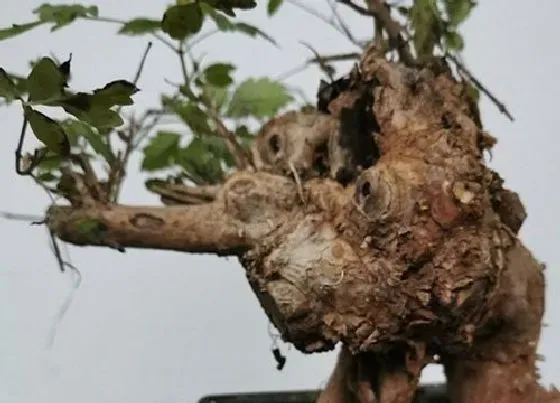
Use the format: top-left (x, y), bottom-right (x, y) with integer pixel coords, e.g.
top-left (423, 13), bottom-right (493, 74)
top-left (0, 1), bottom-right (558, 402)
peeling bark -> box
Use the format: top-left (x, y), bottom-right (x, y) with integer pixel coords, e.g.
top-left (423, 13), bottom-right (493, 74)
top-left (45, 45), bottom-right (557, 402)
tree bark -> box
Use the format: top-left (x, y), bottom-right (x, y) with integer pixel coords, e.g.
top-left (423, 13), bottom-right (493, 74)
top-left (45, 45), bottom-right (558, 403)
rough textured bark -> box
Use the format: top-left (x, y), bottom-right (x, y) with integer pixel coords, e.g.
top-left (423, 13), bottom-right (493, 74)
top-left (46, 45), bottom-right (558, 403)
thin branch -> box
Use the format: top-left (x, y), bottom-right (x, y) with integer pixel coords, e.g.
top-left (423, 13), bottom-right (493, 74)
top-left (337, 0), bottom-right (414, 65)
top-left (286, 0), bottom-right (362, 48)
top-left (0, 211), bottom-right (44, 222)
top-left (326, 0), bottom-right (363, 47)
top-left (188, 29), bottom-right (220, 50)
top-left (146, 180), bottom-right (221, 205)
top-left (110, 42), bottom-right (155, 201)
top-left (446, 52), bottom-right (515, 122)
top-left (14, 116), bottom-right (31, 175)
top-left (83, 16), bottom-right (176, 52)
top-left (275, 52), bottom-right (360, 81)
top-left (132, 41), bottom-right (153, 84)
top-left (207, 108), bottom-right (253, 170)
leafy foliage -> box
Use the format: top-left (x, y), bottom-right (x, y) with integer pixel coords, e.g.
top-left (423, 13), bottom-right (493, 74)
top-left (227, 78), bottom-right (292, 119)
top-left (118, 18), bottom-right (161, 35)
top-left (162, 3), bottom-right (204, 40)
top-left (0, 0), bottom-right (482, 195)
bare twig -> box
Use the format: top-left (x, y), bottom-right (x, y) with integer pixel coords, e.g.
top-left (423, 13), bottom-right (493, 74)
top-left (132, 41), bottom-right (153, 85)
top-left (109, 42), bottom-right (156, 201)
top-left (0, 211), bottom-right (44, 222)
top-left (14, 116), bottom-right (31, 175)
top-left (275, 52), bottom-right (360, 81)
top-left (286, 0), bottom-right (362, 48)
top-left (337, 0), bottom-right (414, 64)
top-left (207, 108), bottom-right (253, 170)
top-left (446, 52), bottom-right (515, 122)
top-left (83, 16), bottom-right (175, 52)
top-left (147, 180), bottom-right (221, 205)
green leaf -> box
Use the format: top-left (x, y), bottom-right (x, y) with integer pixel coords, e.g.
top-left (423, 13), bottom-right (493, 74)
top-left (202, 0), bottom-right (257, 16)
top-left (201, 4), bottom-right (277, 46)
top-left (0, 68), bottom-right (20, 101)
top-left (26, 57), bottom-right (65, 102)
top-left (61, 119), bottom-right (114, 162)
top-left (24, 107), bottom-right (70, 156)
top-left (118, 18), bottom-right (161, 35)
top-left (141, 131), bottom-right (180, 171)
top-left (202, 84), bottom-right (229, 112)
top-left (62, 102), bottom-right (124, 129)
top-left (92, 80), bottom-right (139, 107)
top-left (33, 4), bottom-right (99, 31)
top-left (161, 4), bottom-right (204, 40)
top-left (230, 22), bottom-right (277, 46)
top-left (444, 30), bottom-right (464, 51)
top-left (162, 96), bottom-right (212, 135)
top-left (267, 0), bottom-right (283, 16)
top-left (410, 0), bottom-right (441, 59)
top-left (203, 63), bottom-right (235, 87)
top-left (443, 0), bottom-right (476, 26)
top-left (35, 171), bottom-right (59, 183)
top-left (177, 137), bottom-right (225, 183)
top-left (0, 22), bottom-right (44, 41)
top-left (227, 77), bottom-right (292, 119)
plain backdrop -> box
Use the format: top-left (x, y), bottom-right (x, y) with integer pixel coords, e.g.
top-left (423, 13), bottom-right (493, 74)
top-left (0, 1), bottom-right (558, 402)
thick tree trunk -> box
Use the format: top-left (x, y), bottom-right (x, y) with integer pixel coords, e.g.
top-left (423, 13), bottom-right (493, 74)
top-left (46, 45), bottom-right (558, 402)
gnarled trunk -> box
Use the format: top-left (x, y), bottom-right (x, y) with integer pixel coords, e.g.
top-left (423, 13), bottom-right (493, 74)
top-left (47, 46), bottom-right (558, 403)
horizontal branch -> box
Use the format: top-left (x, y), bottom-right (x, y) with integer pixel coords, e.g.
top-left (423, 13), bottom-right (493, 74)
top-left (47, 203), bottom-right (248, 255)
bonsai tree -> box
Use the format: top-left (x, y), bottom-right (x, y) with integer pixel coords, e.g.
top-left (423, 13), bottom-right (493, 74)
top-left (1, 1), bottom-right (558, 402)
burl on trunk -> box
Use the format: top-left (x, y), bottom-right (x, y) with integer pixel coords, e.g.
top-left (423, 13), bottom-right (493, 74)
top-left (48, 45), bottom-right (559, 403)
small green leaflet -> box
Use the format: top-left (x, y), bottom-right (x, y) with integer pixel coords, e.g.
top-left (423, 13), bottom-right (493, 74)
top-left (444, 31), bottom-right (464, 51)
top-left (177, 136), bottom-right (225, 184)
top-left (200, 4), bottom-right (277, 46)
top-left (227, 77), bottom-right (292, 119)
top-left (203, 63), bottom-right (235, 87)
top-left (92, 80), bottom-right (139, 107)
top-left (0, 68), bottom-right (20, 100)
top-left (33, 3), bottom-right (99, 31)
top-left (118, 18), bottom-right (161, 35)
top-left (61, 119), bottom-right (114, 163)
top-left (443, 0), bottom-right (476, 26)
top-left (202, 0), bottom-right (257, 17)
top-left (161, 4), bottom-right (204, 40)
top-left (267, 0), bottom-right (283, 16)
top-left (141, 131), bottom-right (181, 171)
top-left (162, 96), bottom-right (212, 135)
top-left (24, 107), bottom-right (70, 156)
top-left (0, 22), bottom-right (44, 41)
top-left (26, 57), bottom-right (66, 102)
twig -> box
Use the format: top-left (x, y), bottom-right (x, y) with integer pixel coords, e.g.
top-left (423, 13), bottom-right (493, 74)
top-left (0, 211), bottom-right (44, 222)
top-left (110, 43), bottom-right (156, 201)
top-left (189, 29), bottom-right (220, 49)
top-left (207, 108), bottom-right (253, 170)
top-left (446, 52), bottom-right (515, 122)
top-left (83, 16), bottom-right (176, 52)
top-left (147, 181), bottom-right (221, 205)
top-left (132, 41), bottom-right (153, 85)
top-left (326, 0), bottom-right (363, 47)
top-left (14, 116), bottom-right (31, 175)
top-left (286, 0), bottom-right (362, 48)
top-left (337, 0), bottom-right (414, 65)
top-left (275, 52), bottom-right (360, 81)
